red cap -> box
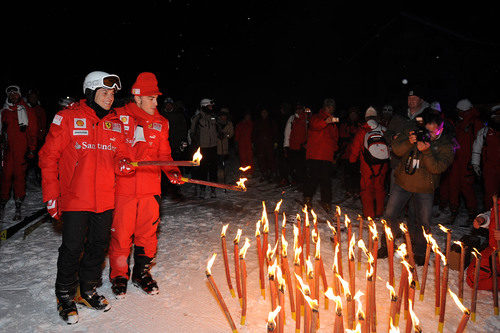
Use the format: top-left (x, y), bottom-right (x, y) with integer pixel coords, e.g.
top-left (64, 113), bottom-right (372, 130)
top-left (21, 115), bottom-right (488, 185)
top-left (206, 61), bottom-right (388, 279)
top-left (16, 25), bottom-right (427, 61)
top-left (131, 72), bottom-right (162, 96)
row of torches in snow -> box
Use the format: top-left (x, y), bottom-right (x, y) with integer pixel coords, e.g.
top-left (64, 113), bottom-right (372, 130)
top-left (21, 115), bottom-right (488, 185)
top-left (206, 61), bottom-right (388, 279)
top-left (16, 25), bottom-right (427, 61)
top-left (205, 201), bottom-right (496, 333)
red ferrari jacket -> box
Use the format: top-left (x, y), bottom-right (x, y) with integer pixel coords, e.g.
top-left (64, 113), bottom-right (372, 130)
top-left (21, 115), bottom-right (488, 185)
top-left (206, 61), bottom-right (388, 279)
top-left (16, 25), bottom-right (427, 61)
top-left (305, 108), bottom-right (339, 162)
top-left (113, 102), bottom-right (178, 197)
top-left (39, 100), bottom-right (130, 213)
top-left (1, 100), bottom-right (38, 153)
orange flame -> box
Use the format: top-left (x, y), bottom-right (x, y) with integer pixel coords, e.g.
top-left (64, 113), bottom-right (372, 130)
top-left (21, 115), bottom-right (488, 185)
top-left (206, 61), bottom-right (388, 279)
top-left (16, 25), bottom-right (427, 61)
top-left (369, 220), bottom-right (378, 240)
top-left (220, 224), bottom-right (229, 237)
top-left (336, 205), bottom-right (341, 216)
top-left (192, 147), bottom-right (202, 164)
top-left (408, 300), bottom-right (421, 331)
top-left (389, 318), bottom-right (400, 332)
top-left (399, 223), bottom-right (408, 234)
top-left (449, 288), bottom-right (470, 314)
top-left (302, 206), bottom-right (310, 227)
top-left (282, 212), bottom-right (287, 229)
top-left (337, 274), bottom-right (352, 297)
top-left (366, 260), bottom-right (374, 279)
top-left (282, 235), bottom-right (288, 257)
top-left (274, 199), bottom-right (283, 212)
top-left (306, 257), bottom-right (314, 277)
top-left (402, 260), bottom-right (414, 284)
top-left (206, 253), bottom-right (217, 276)
top-left (311, 229), bottom-right (319, 244)
top-left (239, 165), bottom-right (251, 172)
top-left (267, 243), bottom-right (278, 262)
top-left (344, 214), bottom-right (351, 228)
top-left (255, 221), bottom-right (261, 237)
top-left (294, 246), bottom-right (302, 265)
top-left (353, 290), bottom-right (365, 318)
top-left (267, 305), bottom-right (281, 325)
top-left (437, 249), bottom-right (447, 266)
top-left (314, 235), bottom-right (321, 260)
top-left (236, 177), bottom-right (248, 190)
top-left (239, 238), bottom-right (251, 259)
top-left (311, 209), bottom-right (317, 225)
top-left (326, 220), bottom-right (337, 236)
top-left (234, 229), bottom-right (242, 244)
top-left (438, 224), bottom-right (451, 234)
top-left (262, 201), bottom-right (269, 231)
top-left (293, 225), bottom-right (299, 247)
top-left (396, 243), bottom-right (407, 258)
top-left (422, 226), bottom-right (433, 244)
top-left (268, 259), bottom-right (277, 278)
top-left (383, 220), bottom-right (394, 241)
top-left (348, 233), bottom-right (356, 260)
top-left (301, 292), bottom-right (319, 311)
top-left (333, 243), bottom-right (340, 273)
top-left (346, 323), bottom-right (362, 333)
top-left (471, 248), bottom-right (481, 260)
top-left (386, 281), bottom-right (397, 299)
top-left (453, 240), bottom-right (464, 250)
top-left (294, 273), bottom-right (311, 295)
top-left (276, 265), bottom-right (286, 291)
top-left (357, 239), bottom-right (369, 257)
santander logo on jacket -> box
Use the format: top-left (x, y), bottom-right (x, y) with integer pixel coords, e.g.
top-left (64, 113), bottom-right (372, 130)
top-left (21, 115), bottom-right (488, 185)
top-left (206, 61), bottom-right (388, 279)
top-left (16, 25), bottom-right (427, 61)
top-left (39, 100), bottom-right (130, 213)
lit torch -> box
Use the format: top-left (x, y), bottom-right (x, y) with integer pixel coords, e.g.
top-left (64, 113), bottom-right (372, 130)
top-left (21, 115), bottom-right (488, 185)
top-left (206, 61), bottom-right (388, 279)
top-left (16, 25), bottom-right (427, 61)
top-left (220, 224), bottom-right (235, 297)
top-left (419, 227), bottom-right (434, 301)
top-left (348, 233), bottom-right (357, 319)
top-left (400, 223), bottom-right (419, 289)
top-left (387, 282), bottom-right (398, 328)
top-left (256, 221), bottom-right (266, 298)
top-left (357, 215), bottom-right (364, 271)
top-left (453, 241), bottom-right (465, 302)
top-left (233, 229), bottom-right (243, 307)
top-left (325, 288), bottom-right (344, 333)
top-left (438, 249), bottom-right (449, 333)
top-left (449, 288), bottom-right (471, 333)
top-left (383, 220), bottom-right (395, 287)
top-left (239, 238), bottom-right (250, 325)
top-left (274, 199), bottom-right (283, 245)
top-left (470, 248), bottom-right (482, 322)
top-left (267, 305), bottom-right (281, 333)
top-left (335, 206), bottom-right (344, 278)
top-left (408, 300), bottom-right (422, 333)
top-left (338, 274), bottom-right (355, 329)
top-left (281, 235), bottom-right (296, 320)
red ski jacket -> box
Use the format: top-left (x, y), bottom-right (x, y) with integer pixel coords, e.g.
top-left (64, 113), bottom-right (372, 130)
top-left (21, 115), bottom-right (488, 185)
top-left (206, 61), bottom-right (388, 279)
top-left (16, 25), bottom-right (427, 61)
top-left (1, 100), bottom-right (38, 153)
top-left (113, 102), bottom-right (178, 197)
top-left (39, 100), bottom-right (130, 213)
top-left (289, 111), bottom-right (308, 150)
top-left (306, 108), bottom-right (339, 162)
top-left (453, 108), bottom-right (482, 167)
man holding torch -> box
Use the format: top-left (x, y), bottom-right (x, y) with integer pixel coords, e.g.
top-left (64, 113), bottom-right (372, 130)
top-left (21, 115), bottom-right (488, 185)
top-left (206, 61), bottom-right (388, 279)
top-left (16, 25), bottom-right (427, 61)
top-left (108, 72), bottom-right (184, 298)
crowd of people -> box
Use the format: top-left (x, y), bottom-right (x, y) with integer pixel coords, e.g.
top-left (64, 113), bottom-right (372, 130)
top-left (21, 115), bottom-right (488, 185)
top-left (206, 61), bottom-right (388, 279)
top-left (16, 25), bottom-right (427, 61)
top-left (0, 72), bottom-right (499, 324)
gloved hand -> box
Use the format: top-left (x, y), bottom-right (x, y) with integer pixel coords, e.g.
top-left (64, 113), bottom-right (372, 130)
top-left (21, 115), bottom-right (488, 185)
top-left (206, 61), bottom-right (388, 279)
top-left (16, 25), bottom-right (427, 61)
top-left (47, 199), bottom-right (60, 220)
top-left (472, 164), bottom-right (481, 176)
top-left (166, 169), bottom-right (185, 184)
top-left (116, 158), bottom-right (135, 175)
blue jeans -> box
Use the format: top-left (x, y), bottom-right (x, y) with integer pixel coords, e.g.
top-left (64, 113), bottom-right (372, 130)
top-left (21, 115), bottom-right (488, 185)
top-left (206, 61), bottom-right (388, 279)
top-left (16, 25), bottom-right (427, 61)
top-left (384, 183), bottom-right (433, 255)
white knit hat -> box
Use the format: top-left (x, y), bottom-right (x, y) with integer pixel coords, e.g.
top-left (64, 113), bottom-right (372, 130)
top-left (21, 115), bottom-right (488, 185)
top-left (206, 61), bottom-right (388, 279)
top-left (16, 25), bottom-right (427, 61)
top-left (456, 99), bottom-right (473, 111)
top-left (365, 106), bottom-right (377, 118)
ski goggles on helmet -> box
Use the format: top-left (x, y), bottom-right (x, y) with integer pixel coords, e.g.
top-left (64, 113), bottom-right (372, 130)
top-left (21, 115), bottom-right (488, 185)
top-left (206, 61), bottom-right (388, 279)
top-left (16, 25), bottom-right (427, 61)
top-left (6, 85), bottom-right (21, 95)
top-left (102, 75), bottom-right (122, 91)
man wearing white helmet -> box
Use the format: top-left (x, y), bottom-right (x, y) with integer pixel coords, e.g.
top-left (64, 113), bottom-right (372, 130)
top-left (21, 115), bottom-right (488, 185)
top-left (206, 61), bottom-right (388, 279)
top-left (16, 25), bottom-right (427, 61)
top-left (189, 98), bottom-right (219, 198)
top-left (39, 71), bottom-right (133, 324)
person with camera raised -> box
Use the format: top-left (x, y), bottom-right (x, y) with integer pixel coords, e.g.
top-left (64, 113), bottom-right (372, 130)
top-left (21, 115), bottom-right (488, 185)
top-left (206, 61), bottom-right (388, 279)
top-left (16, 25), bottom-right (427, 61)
top-left (378, 108), bottom-right (454, 264)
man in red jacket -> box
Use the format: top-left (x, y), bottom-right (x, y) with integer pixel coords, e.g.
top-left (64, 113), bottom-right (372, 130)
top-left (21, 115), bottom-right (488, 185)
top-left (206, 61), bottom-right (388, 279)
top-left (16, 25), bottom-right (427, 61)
top-left (349, 107), bottom-right (389, 218)
top-left (303, 98), bottom-right (339, 212)
top-left (0, 85), bottom-right (38, 221)
top-left (448, 99), bottom-right (482, 225)
top-left (39, 71), bottom-right (132, 324)
top-left (109, 72), bottom-right (183, 298)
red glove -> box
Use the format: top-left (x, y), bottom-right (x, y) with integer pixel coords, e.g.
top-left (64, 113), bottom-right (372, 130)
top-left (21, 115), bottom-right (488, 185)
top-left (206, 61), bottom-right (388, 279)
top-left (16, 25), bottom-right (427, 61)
top-left (166, 169), bottom-right (184, 184)
top-left (116, 158), bottom-right (135, 175)
top-left (47, 199), bottom-right (60, 220)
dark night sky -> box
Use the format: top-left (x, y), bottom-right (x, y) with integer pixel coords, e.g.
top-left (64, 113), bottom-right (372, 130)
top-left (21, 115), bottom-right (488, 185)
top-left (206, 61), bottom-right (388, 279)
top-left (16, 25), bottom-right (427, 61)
top-left (1, 2), bottom-right (499, 118)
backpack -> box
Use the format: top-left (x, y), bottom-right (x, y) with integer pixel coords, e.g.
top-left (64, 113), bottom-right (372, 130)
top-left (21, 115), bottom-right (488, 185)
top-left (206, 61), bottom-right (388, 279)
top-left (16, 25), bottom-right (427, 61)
top-left (362, 128), bottom-right (390, 166)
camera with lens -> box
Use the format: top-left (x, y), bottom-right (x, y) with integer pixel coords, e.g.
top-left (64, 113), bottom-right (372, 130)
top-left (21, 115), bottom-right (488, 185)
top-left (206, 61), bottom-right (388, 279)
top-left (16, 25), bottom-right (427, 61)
top-left (415, 127), bottom-right (430, 143)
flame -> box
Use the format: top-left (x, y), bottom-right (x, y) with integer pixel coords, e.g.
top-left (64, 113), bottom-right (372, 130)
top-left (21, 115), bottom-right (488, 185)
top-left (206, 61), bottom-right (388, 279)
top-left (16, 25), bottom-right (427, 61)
top-left (268, 259), bottom-right (277, 278)
top-left (437, 249), bottom-right (447, 266)
top-left (471, 248), bottom-right (481, 260)
top-left (369, 221), bottom-right (378, 240)
top-left (302, 206), bottom-right (310, 227)
top-left (239, 165), bottom-right (251, 172)
top-left (324, 287), bottom-right (336, 300)
top-left (293, 225), bottom-right (299, 247)
top-left (355, 292), bottom-right (365, 320)
top-left (402, 260), bottom-right (414, 284)
top-left (326, 220), bottom-right (337, 236)
top-left (408, 300), bottom-right (421, 330)
top-left (324, 288), bottom-right (342, 312)
top-left (348, 234), bottom-right (356, 260)
top-left (206, 253), bottom-right (217, 275)
top-left (267, 243), bottom-right (278, 262)
top-left (220, 224), bottom-right (229, 237)
top-left (236, 178), bottom-right (248, 190)
top-left (239, 238), bottom-right (251, 258)
top-left (192, 147), bottom-right (202, 164)
top-left (344, 214), bottom-right (351, 228)
top-left (399, 223), bottom-right (408, 234)
top-left (262, 201), bottom-right (269, 229)
top-left (333, 243), bottom-right (340, 273)
top-left (357, 239), bottom-right (369, 257)
top-left (438, 224), bottom-right (451, 234)
top-left (311, 229), bottom-right (319, 244)
top-left (294, 246), bottom-right (302, 265)
top-left (336, 205), bottom-right (341, 216)
top-left (274, 199), bottom-right (283, 212)
top-left (276, 266), bottom-right (286, 291)
top-left (234, 229), bottom-right (242, 244)
top-left (396, 243), bottom-right (407, 258)
top-left (282, 212), bottom-right (287, 229)
top-left (337, 274), bottom-right (351, 297)
top-left (267, 305), bottom-right (281, 325)
top-left (366, 260), bottom-right (374, 279)
top-left (281, 235), bottom-right (288, 257)
top-left (346, 323), bottom-right (362, 333)
top-left (302, 293), bottom-right (319, 311)
top-left (314, 236), bottom-right (321, 260)
top-left (422, 226), bottom-right (432, 244)
top-left (382, 220), bottom-right (393, 241)
top-left (453, 240), bottom-right (464, 250)
top-left (294, 273), bottom-right (311, 295)
top-left (386, 282), bottom-right (396, 299)
top-left (389, 318), bottom-right (401, 332)
top-left (255, 221), bottom-right (261, 237)
top-left (305, 257), bottom-right (314, 277)
top-left (449, 288), bottom-right (470, 314)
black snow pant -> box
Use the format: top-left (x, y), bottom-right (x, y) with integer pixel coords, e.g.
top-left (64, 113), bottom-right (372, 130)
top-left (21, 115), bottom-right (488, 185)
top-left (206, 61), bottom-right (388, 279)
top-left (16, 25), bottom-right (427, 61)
top-left (288, 148), bottom-right (306, 184)
top-left (194, 146), bottom-right (218, 190)
top-left (55, 210), bottom-right (113, 294)
top-left (303, 159), bottom-right (332, 203)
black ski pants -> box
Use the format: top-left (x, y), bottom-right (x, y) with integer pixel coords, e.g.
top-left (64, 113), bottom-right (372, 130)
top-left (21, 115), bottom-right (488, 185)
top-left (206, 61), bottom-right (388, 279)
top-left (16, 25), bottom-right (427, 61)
top-left (303, 159), bottom-right (332, 203)
top-left (55, 210), bottom-right (113, 293)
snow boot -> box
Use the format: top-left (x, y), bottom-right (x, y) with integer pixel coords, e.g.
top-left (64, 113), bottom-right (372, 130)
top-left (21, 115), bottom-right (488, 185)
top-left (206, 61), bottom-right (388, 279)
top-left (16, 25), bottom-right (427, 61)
top-left (76, 285), bottom-right (111, 311)
top-left (132, 257), bottom-right (159, 295)
top-left (13, 198), bottom-right (22, 221)
top-left (111, 276), bottom-right (128, 299)
top-left (56, 287), bottom-right (79, 324)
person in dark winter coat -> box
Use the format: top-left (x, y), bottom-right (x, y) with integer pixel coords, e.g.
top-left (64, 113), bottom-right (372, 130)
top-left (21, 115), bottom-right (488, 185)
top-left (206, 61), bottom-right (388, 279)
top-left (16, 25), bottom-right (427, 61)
top-left (275, 103), bottom-right (292, 186)
top-left (339, 106), bottom-right (362, 198)
top-left (284, 103), bottom-right (308, 186)
top-left (234, 111), bottom-right (253, 175)
top-left (252, 108), bottom-right (277, 182)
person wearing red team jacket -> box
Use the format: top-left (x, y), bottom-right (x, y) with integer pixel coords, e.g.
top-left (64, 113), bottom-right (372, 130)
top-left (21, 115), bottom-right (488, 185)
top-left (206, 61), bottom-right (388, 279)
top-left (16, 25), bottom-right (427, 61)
top-left (234, 111), bottom-right (253, 175)
top-left (303, 98), bottom-right (339, 212)
top-left (0, 85), bottom-right (38, 221)
top-left (39, 71), bottom-right (132, 324)
top-left (349, 107), bottom-right (389, 218)
top-left (109, 72), bottom-right (183, 298)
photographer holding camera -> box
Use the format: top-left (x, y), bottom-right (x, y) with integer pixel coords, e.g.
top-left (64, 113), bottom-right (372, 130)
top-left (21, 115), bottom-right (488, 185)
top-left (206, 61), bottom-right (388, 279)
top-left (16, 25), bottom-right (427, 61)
top-left (378, 108), bottom-right (454, 264)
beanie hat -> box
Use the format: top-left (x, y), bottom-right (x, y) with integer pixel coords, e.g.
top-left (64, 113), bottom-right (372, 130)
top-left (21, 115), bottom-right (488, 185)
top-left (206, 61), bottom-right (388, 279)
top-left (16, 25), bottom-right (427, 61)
top-left (6, 85), bottom-right (21, 96)
top-left (365, 106), bottom-right (377, 118)
top-left (456, 99), bottom-right (472, 111)
top-left (131, 72), bottom-right (162, 96)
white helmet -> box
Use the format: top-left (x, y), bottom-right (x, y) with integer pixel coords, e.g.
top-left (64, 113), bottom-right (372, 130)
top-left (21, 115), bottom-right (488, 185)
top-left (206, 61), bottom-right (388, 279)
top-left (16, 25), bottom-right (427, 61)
top-left (83, 71), bottom-right (121, 93)
top-left (200, 98), bottom-right (214, 107)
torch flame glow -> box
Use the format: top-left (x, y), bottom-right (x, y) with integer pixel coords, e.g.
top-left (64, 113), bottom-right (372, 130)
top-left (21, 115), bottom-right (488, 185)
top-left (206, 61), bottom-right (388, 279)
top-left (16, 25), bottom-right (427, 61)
top-left (268, 259), bottom-right (277, 278)
top-left (267, 243), bottom-right (278, 262)
top-left (382, 220), bottom-right (393, 241)
top-left (294, 273), bottom-right (311, 295)
top-left (239, 237), bottom-right (251, 258)
top-left (274, 199), bottom-right (283, 212)
top-left (438, 223), bottom-right (451, 234)
top-left (302, 206), bottom-right (310, 227)
top-left (305, 257), bottom-right (314, 277)
top-left (354, 291), bottom-right (365, 319)
top-left (437, 249), bottom-right (447, 266)
top-left (293, 225), bottom-right (299, 246)
top-left (366, 260), bottom-right (374, 279)
top-left (349, 233), bottom-right (356, 260)
top-left (326, 220), bottom-right (337, 236)
top-left (301, 292), bottom-right (319, 311)
top-left (192, 147), bottom-right (202, 164)
top-left (311, 209), bottom-right (317, 226)
top-left (449, 288), bottom-right (470, 314)
top-left (453, 240), bottom-right (464, 250)
top-left (402, 260), bottom-right (414, 284)
top-left (336, 205), bottom-right (341, 216)
top-left (389, 318), bottom-right (400, 333)
top-left (357, 239), bottom-right (369, 257)
top-left (236, 178), bottom-right (248, 190)
top-left (206, 253), bottom-right (217, 275)
top-left (311, 229), bottom-right (319, 244)
top-left (282, 212), bottom-right (286, 229)
top-left (369, 221), bottom-right (378, 240)
top-left (262, 201), bottom-right (269, 230)
top-left (422, 226), bottom-right (433, 244)
top-left (386, 282), bottom-right (396, 299)
top-left (267, 305), bottom-right (281, 325)
top-left (396, 243), bottom-right (407, 258)
top-left (472, 248), bottom-right (481, 260)
top-left (346, 323), bottom-right (362, 333)
top-left (281, 235), bottom-right (288, 257)
top-left (344, 214), bottom-right (351, 228)
top-left (337, 274), bottom-right (351, 297)
top-left (324, 287), bottom-right (336, 300)
top-left (255, 221), bottom-right (261, 237)
top-left (314, 236), bottom-right (321, 260)
top-left (276, 266), bottom-right (286, 291)
top-left (333, 243), bottom-right (340, 272)
top-left (399, 223), bottom-right (408, 234)
top-left (408, 300), bottom-right (421, 331)
top-left (234, 229), bottom-right (242, 243)
top-left (239, 165), bottom-right (251, 172)
top-left (220, 224), bottom-right (229, 237)
top-left (294, 246), bottom-right (302, 265)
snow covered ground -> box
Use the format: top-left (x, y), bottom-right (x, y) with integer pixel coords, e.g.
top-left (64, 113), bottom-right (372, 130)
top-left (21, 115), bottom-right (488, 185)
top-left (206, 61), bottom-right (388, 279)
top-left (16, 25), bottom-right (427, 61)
top-left (1, 167), bottom-right (499, 332)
